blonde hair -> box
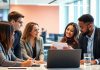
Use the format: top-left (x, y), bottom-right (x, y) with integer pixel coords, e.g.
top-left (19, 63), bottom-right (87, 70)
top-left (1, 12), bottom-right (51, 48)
top-left (22, 22), bottom-right (39, 42)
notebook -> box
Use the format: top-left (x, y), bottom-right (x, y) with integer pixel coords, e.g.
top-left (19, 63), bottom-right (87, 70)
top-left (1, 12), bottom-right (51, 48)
top-left (47, 49), bottom-right (81, 68)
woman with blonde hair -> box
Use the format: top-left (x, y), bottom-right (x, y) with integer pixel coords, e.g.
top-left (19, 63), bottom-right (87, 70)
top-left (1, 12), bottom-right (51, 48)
top-left (20, 22), bottom-right (44, 64)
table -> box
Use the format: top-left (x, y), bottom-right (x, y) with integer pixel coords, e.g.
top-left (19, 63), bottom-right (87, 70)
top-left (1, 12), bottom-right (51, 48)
top-left (0, 64), bottom-right (100, 70)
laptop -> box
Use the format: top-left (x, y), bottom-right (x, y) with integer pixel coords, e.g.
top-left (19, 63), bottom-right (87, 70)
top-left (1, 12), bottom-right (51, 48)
top-left (47, 49), bottom-right (81, 68)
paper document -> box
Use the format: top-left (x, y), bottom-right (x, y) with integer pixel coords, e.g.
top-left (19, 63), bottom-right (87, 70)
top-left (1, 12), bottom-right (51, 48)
top-left (52, 42), bottom-right (68, 49)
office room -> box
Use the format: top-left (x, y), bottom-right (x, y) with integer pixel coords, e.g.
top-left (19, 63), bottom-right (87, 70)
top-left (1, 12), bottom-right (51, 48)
top-left (0, 0), bottom-right (100, 70)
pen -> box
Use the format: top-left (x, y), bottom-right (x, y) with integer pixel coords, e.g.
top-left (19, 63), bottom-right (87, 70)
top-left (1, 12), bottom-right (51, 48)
top-left (8, 67), bottom-right (27, 69)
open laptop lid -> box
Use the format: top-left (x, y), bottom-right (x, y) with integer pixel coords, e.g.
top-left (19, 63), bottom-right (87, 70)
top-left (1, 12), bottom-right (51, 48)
top-left (47, 49), bottom-right (81, 68)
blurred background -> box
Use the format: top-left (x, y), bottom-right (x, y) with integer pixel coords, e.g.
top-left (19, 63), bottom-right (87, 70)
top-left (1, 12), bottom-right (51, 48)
top-left (0, 0), bottom-right (100, 61)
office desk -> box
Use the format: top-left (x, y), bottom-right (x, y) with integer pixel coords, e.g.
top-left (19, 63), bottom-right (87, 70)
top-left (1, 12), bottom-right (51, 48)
top-left (43, 43), bottom-right (52, 61)
top-left (0, 64), bottom-right (100, 70)
top-left (43, 43), bottom-right (52, 49)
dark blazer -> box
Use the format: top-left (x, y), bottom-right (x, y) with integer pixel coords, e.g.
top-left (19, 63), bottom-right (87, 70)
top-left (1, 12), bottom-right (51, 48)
top-left (12, 30), bottom-right (22, 59)
top-left (0, 42), bottom-right (23, 67)
top-left (79, 27), bottom-right (100, 64)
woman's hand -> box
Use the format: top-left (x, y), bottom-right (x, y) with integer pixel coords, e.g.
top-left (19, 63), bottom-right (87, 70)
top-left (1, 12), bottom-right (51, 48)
top-left (21, 58), bottom-right (33, 67)
top-left (63, 46), bottom-right (73, 50)
top-left (50, 46), bottom-right (57, 50)
top-left (33, 60), bottom-right (45, 64)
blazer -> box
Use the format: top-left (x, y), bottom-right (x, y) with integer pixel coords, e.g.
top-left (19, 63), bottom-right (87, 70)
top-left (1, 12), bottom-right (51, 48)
top-left (79, 27), bottom-right (100, 64)
top-left (0, 42), bottom-right (23, 67)
top-left (12, 30), bottom-right (22, 59)
top-left (20, 37), bottom-right (44, 60)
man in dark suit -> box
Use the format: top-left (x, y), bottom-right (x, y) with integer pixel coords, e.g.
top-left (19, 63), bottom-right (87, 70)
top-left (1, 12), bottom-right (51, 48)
top-left (78, 14), bottom-right (100, 64)
top-left (8, 11), bottom-right (24, 59)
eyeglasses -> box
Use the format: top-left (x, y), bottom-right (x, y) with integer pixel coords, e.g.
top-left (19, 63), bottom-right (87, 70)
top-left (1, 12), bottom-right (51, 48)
top-left (17, 20), bottom-right (23, 26)
top-left (17, 20), bottom-right (23, 24)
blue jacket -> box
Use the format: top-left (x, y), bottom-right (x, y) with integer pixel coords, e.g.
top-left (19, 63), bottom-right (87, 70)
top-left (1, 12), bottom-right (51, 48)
top-left (12, 30), bottom-right (22, 59)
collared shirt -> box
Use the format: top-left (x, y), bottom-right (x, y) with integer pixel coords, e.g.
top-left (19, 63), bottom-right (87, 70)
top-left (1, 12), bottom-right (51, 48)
top-left (86, 27), bottom-right (95, 59)
top-left (86, 27), bottom-right (99, 64)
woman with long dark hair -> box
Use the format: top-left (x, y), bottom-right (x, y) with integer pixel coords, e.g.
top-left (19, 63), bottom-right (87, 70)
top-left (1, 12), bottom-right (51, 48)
top-left (51, 22), bottom-right (79, 49)
top-left (0, 21), bottom-right (32, 67)
top-left (60, 22), bottom-right (79, 49)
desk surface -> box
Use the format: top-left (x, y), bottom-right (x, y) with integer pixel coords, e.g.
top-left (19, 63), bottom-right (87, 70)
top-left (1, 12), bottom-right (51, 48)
top-left (0, 64), bottom-right (100, 70)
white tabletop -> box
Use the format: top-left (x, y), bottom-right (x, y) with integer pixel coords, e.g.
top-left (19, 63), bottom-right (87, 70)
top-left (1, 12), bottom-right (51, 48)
top-left (0, 64), bottom-right (100, 70)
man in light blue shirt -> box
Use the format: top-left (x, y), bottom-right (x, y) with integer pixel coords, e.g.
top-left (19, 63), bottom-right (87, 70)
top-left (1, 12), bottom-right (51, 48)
top-left (86, 27), bottom-right (95, 59)
top-left (78, 14), bottom-right (100, 64)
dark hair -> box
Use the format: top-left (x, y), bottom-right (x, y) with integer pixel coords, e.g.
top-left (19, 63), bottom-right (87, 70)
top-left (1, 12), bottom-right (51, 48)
top-left (78, 14), bottom-right (94, 24)
top-left (61, 22), bottom-right (79, 48)
top-left (0, 21), bottom-right (14, 53)
top-left (8, 11), bottom-right (24, 22)
top-left (22, 22), bottom-right (39, 42)
top-left (63, 22), bottom-right (79, 39)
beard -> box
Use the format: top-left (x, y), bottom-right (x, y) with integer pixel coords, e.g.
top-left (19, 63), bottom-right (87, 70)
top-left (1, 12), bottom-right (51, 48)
top-left (81, 29), bottom-right (90, 36)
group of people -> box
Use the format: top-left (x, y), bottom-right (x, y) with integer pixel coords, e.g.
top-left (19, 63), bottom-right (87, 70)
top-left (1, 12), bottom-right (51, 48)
top-left (0, 11), bottom-right (100, 67)
top-left (51, 14), bottom-right (100, 65)
top-left (0, 11), bottom-right (44, 67)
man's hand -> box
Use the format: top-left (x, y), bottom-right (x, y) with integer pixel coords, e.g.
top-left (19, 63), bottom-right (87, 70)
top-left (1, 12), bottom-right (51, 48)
top-left (80, 60), bottom-right (97, 65)
top-left (91, 60), bottom-right (97, 64)
top-left (80, 60), bottom-right (84, 65)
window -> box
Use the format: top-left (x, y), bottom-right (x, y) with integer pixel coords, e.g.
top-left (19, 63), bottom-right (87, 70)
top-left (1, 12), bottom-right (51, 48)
top-left (59, 0), bottom-right (100, 33)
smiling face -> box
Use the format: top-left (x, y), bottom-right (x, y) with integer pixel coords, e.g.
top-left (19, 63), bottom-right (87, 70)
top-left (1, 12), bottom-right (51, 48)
top-left (30, 25), bottom-right (39, 38)
top-left (65, 25), bottom-right (74, 38)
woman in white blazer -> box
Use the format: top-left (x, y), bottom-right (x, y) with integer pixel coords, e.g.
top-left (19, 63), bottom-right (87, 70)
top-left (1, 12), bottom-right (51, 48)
top-left (20, 22), bottom-right (44, 64)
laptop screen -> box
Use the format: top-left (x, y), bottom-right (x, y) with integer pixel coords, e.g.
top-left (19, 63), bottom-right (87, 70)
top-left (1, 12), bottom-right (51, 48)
top-left (47, 49), bottom-right (81, 68)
